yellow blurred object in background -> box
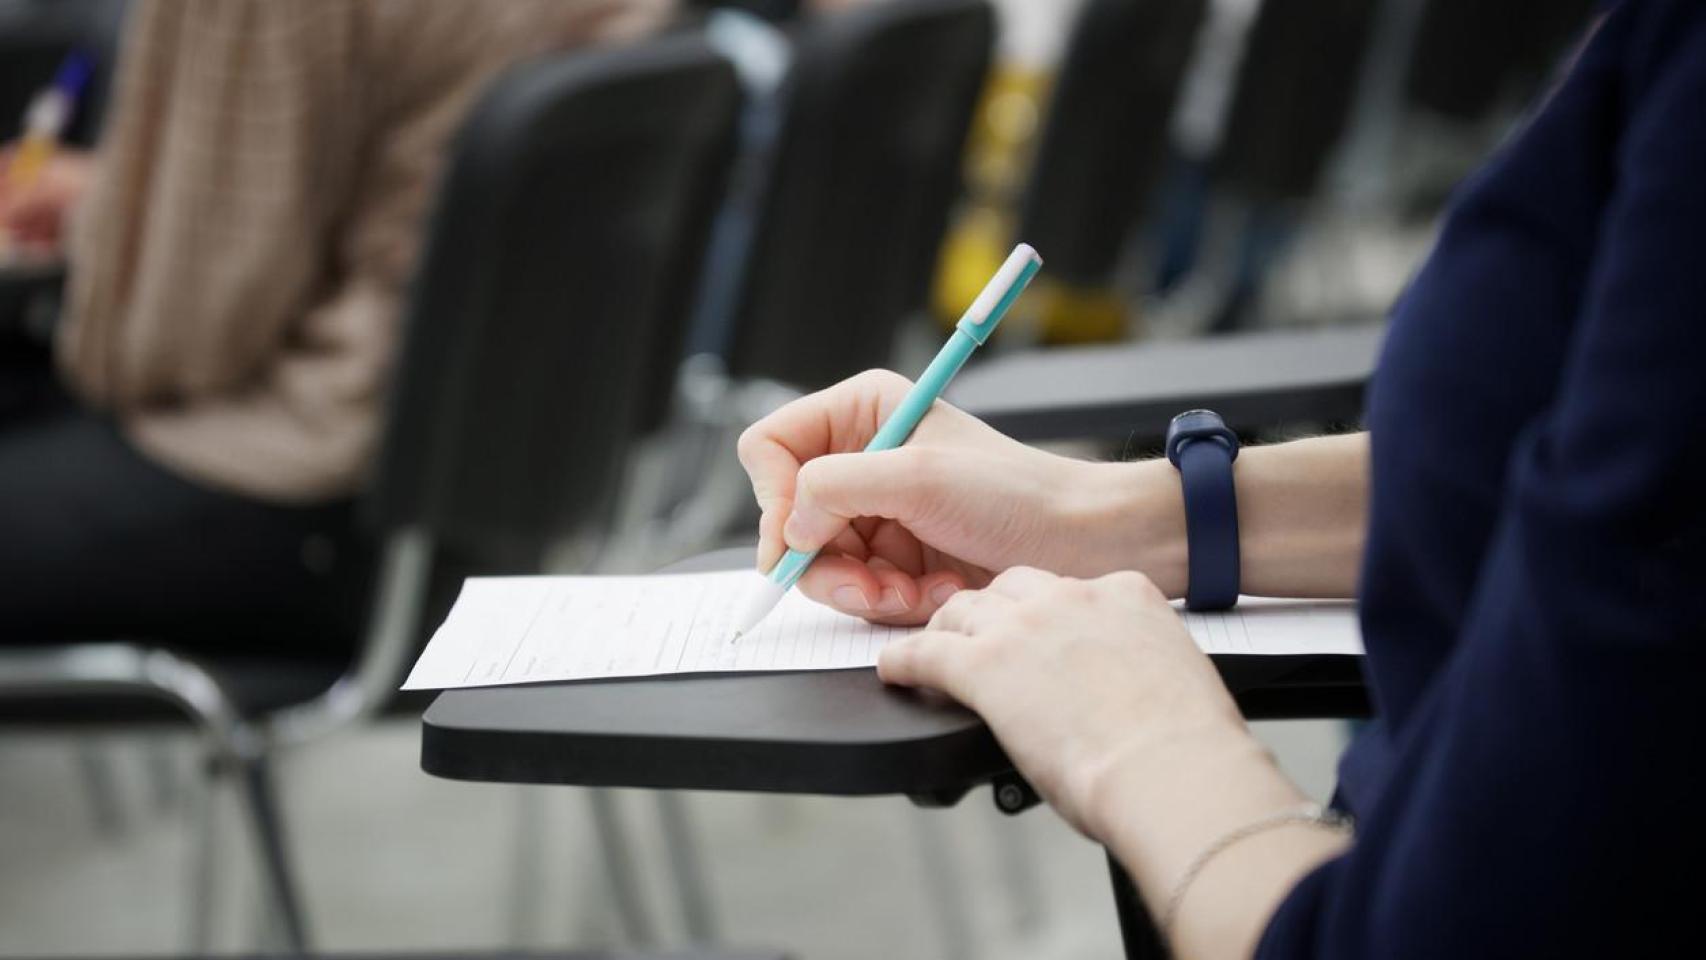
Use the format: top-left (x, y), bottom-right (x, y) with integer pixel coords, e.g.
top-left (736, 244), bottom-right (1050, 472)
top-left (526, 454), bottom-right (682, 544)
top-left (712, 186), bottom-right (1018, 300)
top-left (932, 63), bottom-right (1131, 344)
top-left (6, 133), bottom-right (54, 192)
top-left (1029, 278), bottom-right (1130, 344)
top-left (932, 66), bottom-right (1045, 333)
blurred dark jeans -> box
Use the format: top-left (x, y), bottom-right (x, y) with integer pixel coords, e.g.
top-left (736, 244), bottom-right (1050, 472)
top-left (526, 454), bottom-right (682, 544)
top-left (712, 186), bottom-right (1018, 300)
top-left (0, 349), bottom-right (370, 658)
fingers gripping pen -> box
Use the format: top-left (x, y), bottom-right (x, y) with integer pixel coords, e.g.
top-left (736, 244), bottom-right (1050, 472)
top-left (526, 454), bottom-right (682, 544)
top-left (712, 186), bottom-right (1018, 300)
top-left (731, 242), bottom-right (1043, 639)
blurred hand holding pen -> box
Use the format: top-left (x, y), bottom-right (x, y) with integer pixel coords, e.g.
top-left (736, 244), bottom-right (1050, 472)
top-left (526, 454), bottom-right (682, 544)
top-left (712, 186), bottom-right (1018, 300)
top-left (0, 53), bottom-right (94, 260)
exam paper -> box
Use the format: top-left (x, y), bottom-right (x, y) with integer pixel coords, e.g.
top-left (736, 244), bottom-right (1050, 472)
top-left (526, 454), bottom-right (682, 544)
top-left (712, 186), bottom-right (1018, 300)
top-left (403, 570), bottom-right (1361, 691)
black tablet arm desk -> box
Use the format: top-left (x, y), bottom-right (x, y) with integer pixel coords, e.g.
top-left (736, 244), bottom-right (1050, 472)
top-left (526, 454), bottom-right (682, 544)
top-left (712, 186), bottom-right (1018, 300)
top-left (949, 324), bottom-right (1381, 444)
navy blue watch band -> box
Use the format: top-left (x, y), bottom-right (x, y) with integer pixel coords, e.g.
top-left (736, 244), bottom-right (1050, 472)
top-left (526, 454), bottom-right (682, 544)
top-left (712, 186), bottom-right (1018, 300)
top-left (1166, 410), bottom-right (1240, 611)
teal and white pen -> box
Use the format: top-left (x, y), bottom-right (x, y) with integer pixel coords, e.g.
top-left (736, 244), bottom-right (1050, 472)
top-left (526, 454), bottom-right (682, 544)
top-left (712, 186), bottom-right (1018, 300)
top-left (731, 242), bottom-right (1043, 640)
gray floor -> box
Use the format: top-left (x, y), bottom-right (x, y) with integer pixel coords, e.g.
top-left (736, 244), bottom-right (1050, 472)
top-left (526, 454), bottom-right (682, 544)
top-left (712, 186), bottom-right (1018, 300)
top-left (0, 719), bottom-right (1345, 959)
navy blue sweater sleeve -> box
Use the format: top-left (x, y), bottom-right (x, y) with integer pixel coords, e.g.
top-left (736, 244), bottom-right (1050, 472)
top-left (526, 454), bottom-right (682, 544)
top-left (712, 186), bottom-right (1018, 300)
top-left (1259, 6), bottom-right (1706, 957)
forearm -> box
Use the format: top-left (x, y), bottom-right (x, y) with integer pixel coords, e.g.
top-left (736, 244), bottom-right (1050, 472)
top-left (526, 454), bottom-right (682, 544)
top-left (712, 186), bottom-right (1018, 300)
top-left (1090, 728), bottom-right (1351, 959)
top-left (1077, 433), bottom-right (1369, 598)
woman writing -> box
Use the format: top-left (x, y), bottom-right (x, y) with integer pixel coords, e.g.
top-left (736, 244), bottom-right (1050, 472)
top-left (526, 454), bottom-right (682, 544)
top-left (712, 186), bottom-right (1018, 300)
top-left (738, 1), bottom-right (1705, 955)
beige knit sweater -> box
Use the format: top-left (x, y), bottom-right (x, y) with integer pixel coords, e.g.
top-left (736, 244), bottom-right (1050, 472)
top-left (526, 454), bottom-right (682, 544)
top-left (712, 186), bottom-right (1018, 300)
top-left (59, 0), bottom-right (672, 503)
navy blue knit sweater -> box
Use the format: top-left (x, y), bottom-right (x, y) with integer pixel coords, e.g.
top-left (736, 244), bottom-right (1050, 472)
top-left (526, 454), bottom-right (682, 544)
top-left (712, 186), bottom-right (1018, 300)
top-left (1259, 2), bottom-right (1706, 955)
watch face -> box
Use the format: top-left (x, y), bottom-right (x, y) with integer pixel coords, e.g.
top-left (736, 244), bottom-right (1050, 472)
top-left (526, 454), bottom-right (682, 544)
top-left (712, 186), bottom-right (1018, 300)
top-left (1172, 410), bottom-right (1220, 432)
top-left (1167, 409), bottom-right (1235, 464)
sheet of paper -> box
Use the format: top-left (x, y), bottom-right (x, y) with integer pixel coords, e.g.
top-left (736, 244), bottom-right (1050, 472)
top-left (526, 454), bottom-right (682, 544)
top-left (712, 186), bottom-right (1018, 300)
top-left (1177, 597), bottom-right (1362, 656)
top-left (402, 570), bottom-right (1361, 690)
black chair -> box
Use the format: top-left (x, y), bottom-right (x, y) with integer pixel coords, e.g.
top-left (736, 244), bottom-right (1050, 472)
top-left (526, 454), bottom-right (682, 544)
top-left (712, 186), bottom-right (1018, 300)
top-left (717, 0), bottom-right (993, 390)
top-left (1404, 0), bottom-right (1595, 124)
top-left (685, 0), bottom-right (803, 23)
top-left (0, 259), bottom-right (64, 346)
top-left (630, 0), bottom-right (993, 568)
top-left (1016, 0), bottom-right (1205, 290)
top-left (0, 36), bottom-right (740, 953)
top-left (950, 0), bottom-right (1391, 447)
top-left (1211, 0), bottom-right (1378, 207)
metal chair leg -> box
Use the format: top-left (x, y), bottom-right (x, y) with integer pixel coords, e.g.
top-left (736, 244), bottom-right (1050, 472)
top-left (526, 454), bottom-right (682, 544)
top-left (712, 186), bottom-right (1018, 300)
top-left (586, 789), bottom-right (655, 945)
top-left (991, 816), bottom-right (1047, 935)
top-left (654, 791), bottom-right (718, 943)
top-left (0, 646), bottom-right (300, 951)
top-left (184, 751), bottom-right (222, 953)
top-left (234, 754), bottom-right (309, 952)
top-left (509, 786), bottom-right (547, 946)
top-left (146, 734), bottom-right (184, 812)
top-left (74, 740), bottom-right (126, 839)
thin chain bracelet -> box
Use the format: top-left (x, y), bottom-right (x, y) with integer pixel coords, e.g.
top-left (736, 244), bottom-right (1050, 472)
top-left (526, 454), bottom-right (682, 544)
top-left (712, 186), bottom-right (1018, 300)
top-left (1161, 802), bottom-right (1353, 941)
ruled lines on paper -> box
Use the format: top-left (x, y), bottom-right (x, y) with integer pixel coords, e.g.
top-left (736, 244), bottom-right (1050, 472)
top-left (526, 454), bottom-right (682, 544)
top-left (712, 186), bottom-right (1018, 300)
top-left (402, 572), bottom-right (1361, 691)
top-left (403, 570), bottom-right (911, 690)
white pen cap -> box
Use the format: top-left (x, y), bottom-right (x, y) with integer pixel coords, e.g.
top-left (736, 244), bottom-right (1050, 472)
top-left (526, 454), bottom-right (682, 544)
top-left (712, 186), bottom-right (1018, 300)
top-left (957, 242), bottom-right (1043, 344)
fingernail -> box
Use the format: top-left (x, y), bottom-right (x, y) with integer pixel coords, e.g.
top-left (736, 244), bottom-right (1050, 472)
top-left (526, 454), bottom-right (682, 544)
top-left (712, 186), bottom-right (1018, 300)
top-left (929, 582), bottom-right (959, 606)
top-left (831, 586), bottom-right (871, 611)
top-left (876, 588), bottom-right (907, 615)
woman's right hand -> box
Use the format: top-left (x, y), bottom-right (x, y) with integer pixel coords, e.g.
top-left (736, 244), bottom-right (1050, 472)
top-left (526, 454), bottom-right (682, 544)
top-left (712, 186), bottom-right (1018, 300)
top-left (0, 145), bottom-right (94, 255)
top-left (737, 369), bottom-right (1184, 625)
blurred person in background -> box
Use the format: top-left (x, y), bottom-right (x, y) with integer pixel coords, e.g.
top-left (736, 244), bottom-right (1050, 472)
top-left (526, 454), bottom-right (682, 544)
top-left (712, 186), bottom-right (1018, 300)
top-left (0, 0), bottom-right (672, 651)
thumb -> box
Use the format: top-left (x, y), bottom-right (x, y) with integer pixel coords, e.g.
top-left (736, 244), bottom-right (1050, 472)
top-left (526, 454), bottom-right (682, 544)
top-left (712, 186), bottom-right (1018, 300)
top-left (784, 447), bottom-right (941, 552)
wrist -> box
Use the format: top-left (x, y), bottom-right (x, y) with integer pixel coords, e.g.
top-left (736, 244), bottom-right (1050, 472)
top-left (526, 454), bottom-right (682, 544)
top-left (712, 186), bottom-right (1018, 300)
top-left (1065, 460), bottom-right (1188, 594)
top-left (1085, 723), bottom-right (1327, 942)
top-left (1081, 721), bottom-right (1269, 846)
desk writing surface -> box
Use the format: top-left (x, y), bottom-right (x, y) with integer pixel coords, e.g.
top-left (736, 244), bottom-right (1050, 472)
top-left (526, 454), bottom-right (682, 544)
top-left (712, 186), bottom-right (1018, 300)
top-left (420, 549), bottom-right (1367, 796)
top-left (423, 668), bottom-right (1010, 795)
top-left (948, 324), bottom-right (1382, 441)
top-left (420, 654), bottom-right (1362, 793)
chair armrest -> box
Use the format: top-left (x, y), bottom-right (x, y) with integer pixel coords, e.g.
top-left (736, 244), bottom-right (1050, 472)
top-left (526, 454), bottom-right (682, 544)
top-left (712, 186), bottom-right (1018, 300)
top-left (947, 324), bottom-right (1384, 443)
top-left (0, 644), bottom-right (256, 756)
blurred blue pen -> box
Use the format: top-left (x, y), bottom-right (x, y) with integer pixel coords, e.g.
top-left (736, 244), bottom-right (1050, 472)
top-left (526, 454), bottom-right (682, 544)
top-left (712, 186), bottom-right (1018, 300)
top-left (730, 242), bottom-right (1043, 640)
top-left (7, 53), bottom-right (92, 190)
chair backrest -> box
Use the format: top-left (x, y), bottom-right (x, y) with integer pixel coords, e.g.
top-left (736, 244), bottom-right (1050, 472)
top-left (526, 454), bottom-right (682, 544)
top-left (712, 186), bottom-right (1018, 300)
top-left (1016, 0), bottom-right (1204, 289)
top-left (367, 36), bottom-right (740, 553)
top-left (1212, 0), bottom-right (1377, 204)
top-left (686, 0), bottom-right (803, 22)
top-left (722, 0), bottom-right (993, 388)
top-left (1404, 0), bottom-right (1595, 123)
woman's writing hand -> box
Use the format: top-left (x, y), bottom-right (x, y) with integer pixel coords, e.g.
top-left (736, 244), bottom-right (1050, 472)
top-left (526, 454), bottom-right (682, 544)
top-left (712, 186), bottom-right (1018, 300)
top-left (738, 369), bottom-right (1177, 625)
top-left (877, 566), bottom-right (1246, 839)
top-left (0, 146), bottom-right (94, 255)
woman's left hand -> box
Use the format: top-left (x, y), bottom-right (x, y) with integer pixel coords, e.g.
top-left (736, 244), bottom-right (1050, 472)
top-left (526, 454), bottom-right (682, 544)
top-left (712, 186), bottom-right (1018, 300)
top-left (877, 566), bottom-right (1248, 839)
